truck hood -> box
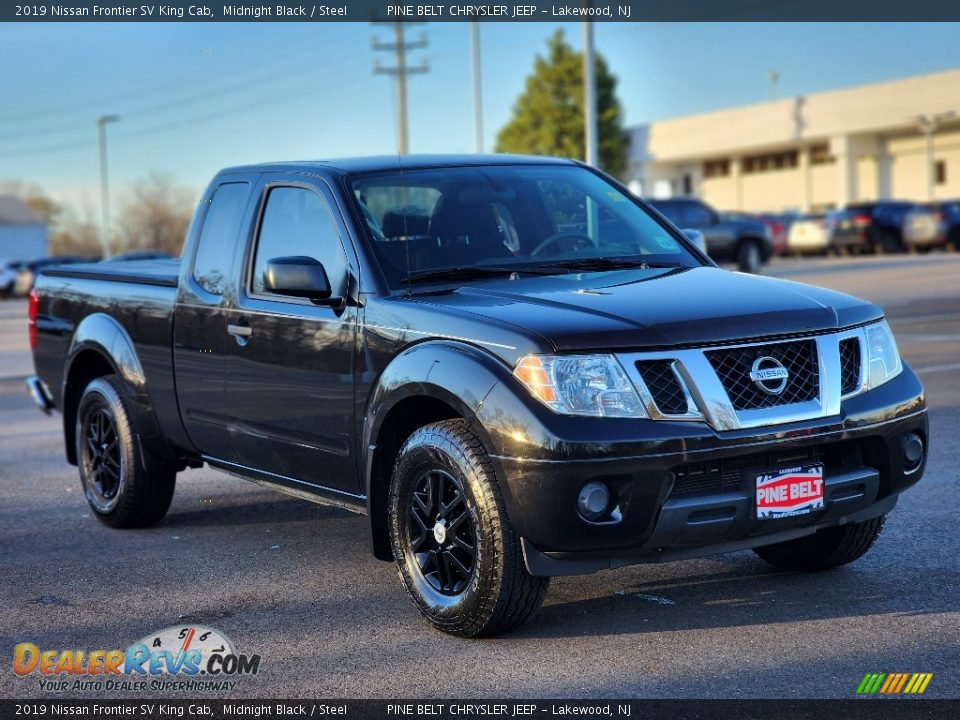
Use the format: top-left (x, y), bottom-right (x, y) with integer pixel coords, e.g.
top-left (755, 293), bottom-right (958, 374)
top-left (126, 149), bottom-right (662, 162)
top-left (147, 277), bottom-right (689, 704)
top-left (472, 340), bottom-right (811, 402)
top-left (412, 266), bottom-right (882, 351)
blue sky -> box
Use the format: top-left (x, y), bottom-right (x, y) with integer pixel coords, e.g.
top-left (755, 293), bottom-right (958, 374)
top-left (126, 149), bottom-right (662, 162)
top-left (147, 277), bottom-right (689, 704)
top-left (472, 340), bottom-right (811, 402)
top-left (2, 22), bottom-right (960, 211)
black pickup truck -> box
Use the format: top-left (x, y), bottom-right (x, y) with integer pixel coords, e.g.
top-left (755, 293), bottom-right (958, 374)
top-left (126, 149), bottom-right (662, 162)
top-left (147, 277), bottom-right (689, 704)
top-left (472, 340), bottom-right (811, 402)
top-left (27, 155), bottom-right (927, 637)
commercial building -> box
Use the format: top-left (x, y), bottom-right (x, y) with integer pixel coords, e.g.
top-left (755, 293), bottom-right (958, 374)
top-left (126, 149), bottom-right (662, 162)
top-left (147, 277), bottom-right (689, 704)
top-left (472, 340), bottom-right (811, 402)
top-left (626, 69), bottom-right (960, 212)
top-left (0, 195), bottom-right (48, 263)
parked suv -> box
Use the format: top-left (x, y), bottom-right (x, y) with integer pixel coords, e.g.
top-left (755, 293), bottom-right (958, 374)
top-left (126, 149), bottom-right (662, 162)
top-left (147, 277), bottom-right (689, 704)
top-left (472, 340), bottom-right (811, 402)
top-left (647, 198), bottom-right (773, 273)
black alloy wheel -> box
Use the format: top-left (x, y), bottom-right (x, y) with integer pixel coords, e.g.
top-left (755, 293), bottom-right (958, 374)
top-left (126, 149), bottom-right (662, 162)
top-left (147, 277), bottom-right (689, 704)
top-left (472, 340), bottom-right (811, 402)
top-left (80, 403), bottom-right (124, 513)
top-left (408, 468), bottom-right (477, 596)
top-left (388, 419), bottom-right (550, 636)
top-left (76, 376), bottom-right (176, 528)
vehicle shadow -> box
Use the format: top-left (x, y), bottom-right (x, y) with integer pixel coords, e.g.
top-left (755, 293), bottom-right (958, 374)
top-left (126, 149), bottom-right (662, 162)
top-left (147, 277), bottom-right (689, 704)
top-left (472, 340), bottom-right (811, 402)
top-left (513, 555), bottom-right (954, 639)
top-left (162, 497), bottom-right (346, 528)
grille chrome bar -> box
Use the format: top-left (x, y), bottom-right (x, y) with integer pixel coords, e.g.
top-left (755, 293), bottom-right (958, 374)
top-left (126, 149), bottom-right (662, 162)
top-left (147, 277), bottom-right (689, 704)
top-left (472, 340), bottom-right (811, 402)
top-left (618, 328), bottom-right (868, 432)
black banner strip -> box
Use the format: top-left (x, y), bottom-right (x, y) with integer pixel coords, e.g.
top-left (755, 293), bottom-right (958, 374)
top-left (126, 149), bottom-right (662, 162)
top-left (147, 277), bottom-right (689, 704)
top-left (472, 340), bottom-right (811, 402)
top-left (1, 700), bottom-right (958, 720)
top-left (5, 0), bottom-right (960, 23)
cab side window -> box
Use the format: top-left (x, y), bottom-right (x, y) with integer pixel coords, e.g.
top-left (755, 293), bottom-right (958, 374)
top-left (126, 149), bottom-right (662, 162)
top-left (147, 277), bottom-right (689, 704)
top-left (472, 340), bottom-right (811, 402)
top-left (251, 186), bottom-right (348, 298)
top-left (193, 182), bottom-right (249, 295)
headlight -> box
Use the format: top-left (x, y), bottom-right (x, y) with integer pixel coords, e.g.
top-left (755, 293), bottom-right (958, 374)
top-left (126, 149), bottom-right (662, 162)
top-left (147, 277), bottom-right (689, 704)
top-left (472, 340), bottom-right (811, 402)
top-left (513, 355), bottom-right (647, 418)
top-left (864, 320), bottom-right (903, 390)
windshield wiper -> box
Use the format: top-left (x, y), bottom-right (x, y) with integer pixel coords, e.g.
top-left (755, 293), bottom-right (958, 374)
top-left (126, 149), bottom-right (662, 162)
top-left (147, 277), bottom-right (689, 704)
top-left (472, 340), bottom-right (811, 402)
top-left (531, 257), bottom-right (683, 273)
top-left (402, 265), bottom-right (541, 285)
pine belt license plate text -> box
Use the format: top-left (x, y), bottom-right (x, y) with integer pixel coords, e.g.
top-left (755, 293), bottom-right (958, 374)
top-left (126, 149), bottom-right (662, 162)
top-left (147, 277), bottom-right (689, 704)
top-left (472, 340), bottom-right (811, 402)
top-left (755, 464), bottom-right (824, 519)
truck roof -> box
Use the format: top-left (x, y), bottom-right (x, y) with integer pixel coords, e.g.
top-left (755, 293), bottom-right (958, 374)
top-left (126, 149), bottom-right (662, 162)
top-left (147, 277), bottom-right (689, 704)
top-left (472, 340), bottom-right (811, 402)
top-left (218, 154), bottom-right (578, 176)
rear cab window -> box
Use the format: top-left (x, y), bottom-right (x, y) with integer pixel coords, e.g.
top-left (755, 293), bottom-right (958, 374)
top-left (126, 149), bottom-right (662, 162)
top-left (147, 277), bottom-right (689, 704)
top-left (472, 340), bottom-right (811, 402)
top-left (192, 182), bottom-right (250, 295)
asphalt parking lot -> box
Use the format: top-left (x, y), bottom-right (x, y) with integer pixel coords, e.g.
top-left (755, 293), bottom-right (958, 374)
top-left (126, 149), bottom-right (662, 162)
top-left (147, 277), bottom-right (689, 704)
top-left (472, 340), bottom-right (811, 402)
top-left (1, 254), bottom-right (958, 699)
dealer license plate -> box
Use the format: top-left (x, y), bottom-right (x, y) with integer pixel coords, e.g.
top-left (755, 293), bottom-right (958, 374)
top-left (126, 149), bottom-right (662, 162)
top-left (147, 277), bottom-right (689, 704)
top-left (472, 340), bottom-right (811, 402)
top-left (755, 464), bottom-right (824, 520)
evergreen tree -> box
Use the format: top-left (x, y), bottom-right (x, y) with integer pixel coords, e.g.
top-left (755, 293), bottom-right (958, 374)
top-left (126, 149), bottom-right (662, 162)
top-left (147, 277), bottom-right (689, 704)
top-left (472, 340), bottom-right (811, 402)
top-left (495, 30), bottom-right (629, 178)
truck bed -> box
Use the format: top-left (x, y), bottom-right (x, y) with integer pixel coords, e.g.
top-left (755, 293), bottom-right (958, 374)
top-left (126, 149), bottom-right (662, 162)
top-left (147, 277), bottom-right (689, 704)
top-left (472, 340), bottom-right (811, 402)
top-left (32, 259), bottom-right (182, 447)
top-left (40, 257), bottom-right (180, 287)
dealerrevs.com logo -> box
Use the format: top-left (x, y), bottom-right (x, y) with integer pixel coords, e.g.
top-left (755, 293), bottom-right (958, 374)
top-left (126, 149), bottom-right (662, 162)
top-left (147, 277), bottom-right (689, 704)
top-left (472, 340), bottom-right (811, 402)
top-left (13, 625), bottom-right (261, 693)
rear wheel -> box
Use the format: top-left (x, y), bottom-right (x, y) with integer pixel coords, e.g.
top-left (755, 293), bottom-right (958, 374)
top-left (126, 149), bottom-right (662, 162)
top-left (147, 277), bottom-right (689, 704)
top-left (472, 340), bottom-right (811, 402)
top-left (737, 240), bottom-right (763, 273)
top-left (76, 376), bottom-right (176, 528)
top-left (753, 516), bottom-right (885, 571)
top-left (388, 419), bottom-right (549, 637)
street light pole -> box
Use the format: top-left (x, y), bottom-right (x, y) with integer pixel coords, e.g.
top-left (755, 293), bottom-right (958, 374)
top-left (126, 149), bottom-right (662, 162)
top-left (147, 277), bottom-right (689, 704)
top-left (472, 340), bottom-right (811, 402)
top-left (470, 21), bottom-right (484, 154)
top-left (582, 20), bottom-right (598, 167)
top-left (97, 114), bottom-right (120, 258)
top-left (916, 112), bottom-right (955, 201)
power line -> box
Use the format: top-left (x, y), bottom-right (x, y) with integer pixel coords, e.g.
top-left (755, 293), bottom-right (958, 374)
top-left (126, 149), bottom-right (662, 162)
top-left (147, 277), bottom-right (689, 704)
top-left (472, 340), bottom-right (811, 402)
top-left (372, 22), bottom-right (429, 155)
top-left (0, 26), bottom-right (368, 128)
top-left (0, 63), bottom-right (372, 161)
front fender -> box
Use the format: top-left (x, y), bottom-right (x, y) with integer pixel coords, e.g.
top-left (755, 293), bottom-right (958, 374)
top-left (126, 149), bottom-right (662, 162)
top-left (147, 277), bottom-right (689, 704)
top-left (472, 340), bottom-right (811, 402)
top-left (361, 341), bottom-right (518, 560)
top-left (362, 341), bottom-right (513, 486)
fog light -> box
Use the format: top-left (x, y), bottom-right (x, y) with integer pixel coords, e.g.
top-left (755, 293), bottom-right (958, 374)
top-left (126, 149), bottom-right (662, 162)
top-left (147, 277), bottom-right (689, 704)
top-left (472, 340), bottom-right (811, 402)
top-left (902, 432), bottom-right (924, 474)
top-left (578, 481), bottom-right (610, 521)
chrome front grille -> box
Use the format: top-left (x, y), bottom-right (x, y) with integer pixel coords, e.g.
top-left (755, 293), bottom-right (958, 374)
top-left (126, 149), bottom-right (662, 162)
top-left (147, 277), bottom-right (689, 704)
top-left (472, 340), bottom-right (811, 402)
top-left (619, 327), bottom-right (871, 432)
top-left (705, 340), bottom-right (819, 410)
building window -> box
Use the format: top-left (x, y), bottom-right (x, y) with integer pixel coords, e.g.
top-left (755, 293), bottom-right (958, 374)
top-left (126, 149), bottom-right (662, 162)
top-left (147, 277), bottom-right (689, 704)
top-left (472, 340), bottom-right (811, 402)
top-left (810, 144), bottom-right (835, 165)
top-left (682, 174), bottom-right (693, 196)
top-left (936, 160), bottom-right (947, 186)
top-left (743, 150), bottom-right (799, 174)
top-left (703, 159), bottom-right (730, 178)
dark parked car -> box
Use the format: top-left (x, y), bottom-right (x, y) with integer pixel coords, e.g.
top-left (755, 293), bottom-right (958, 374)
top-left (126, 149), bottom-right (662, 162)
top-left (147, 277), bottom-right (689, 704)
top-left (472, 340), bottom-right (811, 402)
top-left (647, 198), bottom-right (773, 273)
top-left (830, 201), bottom-right (932, 254)
top-left (27, 156), bottom-right (927, 636)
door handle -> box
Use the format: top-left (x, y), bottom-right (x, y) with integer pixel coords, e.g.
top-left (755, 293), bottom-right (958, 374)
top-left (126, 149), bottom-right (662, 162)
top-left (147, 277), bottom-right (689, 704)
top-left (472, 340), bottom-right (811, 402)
top-left (227, 323), bottom-right (252, 338)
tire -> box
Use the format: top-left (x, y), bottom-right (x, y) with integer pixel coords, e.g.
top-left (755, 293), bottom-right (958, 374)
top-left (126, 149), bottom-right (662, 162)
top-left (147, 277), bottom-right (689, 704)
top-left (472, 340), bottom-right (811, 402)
top-left (388, 419), bottom-right (549, 637)
top-left (875, 232), bottom-right (901, 255)
top-left (752, 516), bottom-right (885, 572)
top-left (737, 239), bottom-right (763, 273)
top-left (76, 376), bottom-right (176, 528)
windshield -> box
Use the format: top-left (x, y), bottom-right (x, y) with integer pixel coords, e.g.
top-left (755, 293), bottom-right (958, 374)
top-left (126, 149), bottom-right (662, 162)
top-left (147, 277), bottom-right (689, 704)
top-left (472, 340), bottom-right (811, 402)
top-left (349, 164), bottom-right (702, 288)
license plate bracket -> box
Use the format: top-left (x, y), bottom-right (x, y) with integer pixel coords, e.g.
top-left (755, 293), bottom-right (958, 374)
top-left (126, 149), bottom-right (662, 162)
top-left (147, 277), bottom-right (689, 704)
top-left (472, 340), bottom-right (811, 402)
top-left (754, 464), bottom-right (824, 520)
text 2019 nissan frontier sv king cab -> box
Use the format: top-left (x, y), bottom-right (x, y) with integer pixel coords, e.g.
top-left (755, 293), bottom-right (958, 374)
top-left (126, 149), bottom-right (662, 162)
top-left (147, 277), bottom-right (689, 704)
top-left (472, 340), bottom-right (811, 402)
top-left (27, 156), bottom-right (927, 636)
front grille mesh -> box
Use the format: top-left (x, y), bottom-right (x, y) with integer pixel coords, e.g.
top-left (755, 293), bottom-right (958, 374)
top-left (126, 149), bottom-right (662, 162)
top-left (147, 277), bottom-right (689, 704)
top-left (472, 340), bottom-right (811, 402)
top-left (706, 340), bottom-right (819, 410)
top-left (839, 337), bottom-right (862, 395)
top-left (669, 441), bottom-right (863, 498)
top-left (635, 360), bottom-right (688, 415)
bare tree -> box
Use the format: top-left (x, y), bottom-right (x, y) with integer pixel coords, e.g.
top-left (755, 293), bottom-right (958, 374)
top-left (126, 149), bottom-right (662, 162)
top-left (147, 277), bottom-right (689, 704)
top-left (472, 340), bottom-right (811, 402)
top-left (49, 201), bottom-right (101, 257)
top-left (0, 180), bottom-right (60, 226)
top-left (115, 172), bottom-right (196, 255)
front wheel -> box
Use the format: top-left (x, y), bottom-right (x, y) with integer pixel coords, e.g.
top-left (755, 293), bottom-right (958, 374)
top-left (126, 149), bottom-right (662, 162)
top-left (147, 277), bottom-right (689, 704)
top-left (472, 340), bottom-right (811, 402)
top-left (753, 516), bottom-right (885, 571)
top-left (76, 376), bottom-right (176, 528)
top-left (388, 419), bottom-right (549, 637)
top-left (737, 240), bottom-right (763, 273)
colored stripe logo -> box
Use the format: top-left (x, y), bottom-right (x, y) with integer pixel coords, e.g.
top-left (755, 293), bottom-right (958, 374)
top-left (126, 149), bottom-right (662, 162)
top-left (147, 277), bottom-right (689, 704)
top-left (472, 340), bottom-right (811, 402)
top-left (857, 672), bottom-right (933, 695)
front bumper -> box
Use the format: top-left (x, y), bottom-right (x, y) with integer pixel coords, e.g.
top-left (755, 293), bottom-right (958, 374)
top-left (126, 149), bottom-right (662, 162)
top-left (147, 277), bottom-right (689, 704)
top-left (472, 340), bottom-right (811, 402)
top-left (477, 365), bottom-right (927, 576)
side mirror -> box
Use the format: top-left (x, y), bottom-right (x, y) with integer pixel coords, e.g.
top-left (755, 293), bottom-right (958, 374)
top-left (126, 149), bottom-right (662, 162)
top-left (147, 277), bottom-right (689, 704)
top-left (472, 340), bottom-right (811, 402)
top-left (263, 256), bottom-right (334, 302)
top-left (680, 228), bottom-right (707, 254)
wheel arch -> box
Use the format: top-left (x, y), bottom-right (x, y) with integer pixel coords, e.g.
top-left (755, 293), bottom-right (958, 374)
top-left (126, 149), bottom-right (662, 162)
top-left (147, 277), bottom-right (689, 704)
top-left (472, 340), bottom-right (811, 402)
top-left (362, 341), bottom-right (510, 561)
top-left (62, 314), bottom-right (161, 466)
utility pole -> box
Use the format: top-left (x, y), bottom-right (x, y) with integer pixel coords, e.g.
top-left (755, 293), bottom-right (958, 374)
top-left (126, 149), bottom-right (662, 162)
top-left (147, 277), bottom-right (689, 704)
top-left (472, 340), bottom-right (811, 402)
top-left (470, 21), bottom-right (484, 154)
top-left (769, 69), bottom-right (779, 101)
top-left (97, 114), bottom-right (120, 258)
top-left (582, 20), bottom-right (598, 167)
top-left (916, 111), bottom-right (955, 200)
top-left (372, 22), bottom-right (428, 155)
